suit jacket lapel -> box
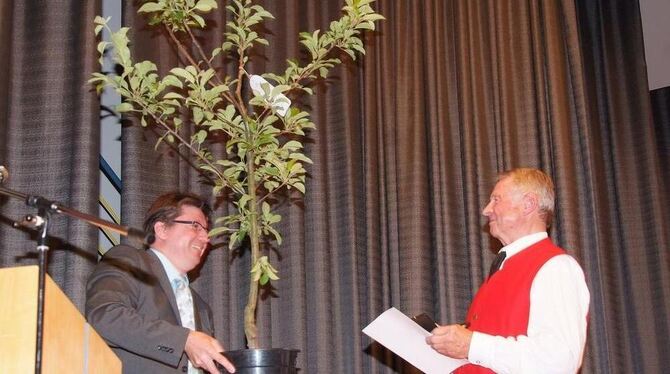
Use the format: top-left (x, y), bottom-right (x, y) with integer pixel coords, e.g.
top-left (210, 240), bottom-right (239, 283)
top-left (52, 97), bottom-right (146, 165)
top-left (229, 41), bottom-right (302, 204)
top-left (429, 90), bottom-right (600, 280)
top-left (146, 249), bottom-right (182, 325)
top-left (192, 293), bottom-right (203, 331)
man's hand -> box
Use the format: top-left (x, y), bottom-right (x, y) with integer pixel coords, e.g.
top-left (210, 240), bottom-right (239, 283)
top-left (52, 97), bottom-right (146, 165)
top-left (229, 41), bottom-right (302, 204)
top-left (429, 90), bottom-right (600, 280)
top-left (184, 330), bottom-right (236, 373)
top-left (425, 324), bottom-right (473, 359)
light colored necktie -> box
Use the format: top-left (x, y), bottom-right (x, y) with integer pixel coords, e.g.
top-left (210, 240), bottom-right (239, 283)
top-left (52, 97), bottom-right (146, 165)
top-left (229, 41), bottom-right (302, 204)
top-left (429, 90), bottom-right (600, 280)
top-left (173, 277), bottom-right (201, 374)
top-left (173, 276), bottom-right (195, 329)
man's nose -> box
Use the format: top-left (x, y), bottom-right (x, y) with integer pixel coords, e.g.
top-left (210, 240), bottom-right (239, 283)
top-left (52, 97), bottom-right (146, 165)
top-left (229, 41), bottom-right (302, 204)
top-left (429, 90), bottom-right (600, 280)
top-left (482, 202), bottom-right (492, 216)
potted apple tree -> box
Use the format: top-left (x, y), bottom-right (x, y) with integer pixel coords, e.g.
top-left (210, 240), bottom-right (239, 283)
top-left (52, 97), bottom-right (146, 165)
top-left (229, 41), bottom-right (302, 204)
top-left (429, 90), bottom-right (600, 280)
top-left (90, 0), bottom-right (383, 371)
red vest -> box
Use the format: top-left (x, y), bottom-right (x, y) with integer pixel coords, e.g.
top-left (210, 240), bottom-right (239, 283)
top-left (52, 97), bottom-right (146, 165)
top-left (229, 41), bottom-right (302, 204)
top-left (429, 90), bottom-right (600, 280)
top-left (455, 238), bottom-right (564, 373)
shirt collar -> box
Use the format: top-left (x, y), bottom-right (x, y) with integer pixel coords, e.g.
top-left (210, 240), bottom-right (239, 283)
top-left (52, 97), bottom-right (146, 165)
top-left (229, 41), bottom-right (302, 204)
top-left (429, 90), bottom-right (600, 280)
top-left (499, 232), bottom-right (548, 266)
top-left (150, 248), bottom-right (189, 286)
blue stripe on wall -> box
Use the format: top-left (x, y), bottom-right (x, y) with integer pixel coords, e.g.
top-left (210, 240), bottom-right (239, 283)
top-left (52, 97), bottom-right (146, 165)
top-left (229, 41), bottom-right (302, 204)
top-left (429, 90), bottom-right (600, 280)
top-left (99, 156), bottom-right (121, 193)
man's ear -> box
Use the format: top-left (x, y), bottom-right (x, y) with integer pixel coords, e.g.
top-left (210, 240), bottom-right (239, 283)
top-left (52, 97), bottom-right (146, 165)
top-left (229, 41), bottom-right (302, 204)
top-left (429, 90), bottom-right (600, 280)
top-left (522, 193), bottom-right (539, 215)
top-left (154, 221), bottom-right (169, 240)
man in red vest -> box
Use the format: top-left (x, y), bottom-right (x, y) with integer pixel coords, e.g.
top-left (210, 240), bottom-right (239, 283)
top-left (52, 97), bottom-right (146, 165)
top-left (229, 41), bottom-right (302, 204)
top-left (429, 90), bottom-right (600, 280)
top-left (427, 168), bottom-right (590, 373)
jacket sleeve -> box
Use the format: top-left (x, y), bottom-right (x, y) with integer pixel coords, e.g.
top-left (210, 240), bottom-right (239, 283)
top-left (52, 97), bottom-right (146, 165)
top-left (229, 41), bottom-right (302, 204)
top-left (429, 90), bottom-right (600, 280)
top-left (85, 245), bottom-right (190, 367)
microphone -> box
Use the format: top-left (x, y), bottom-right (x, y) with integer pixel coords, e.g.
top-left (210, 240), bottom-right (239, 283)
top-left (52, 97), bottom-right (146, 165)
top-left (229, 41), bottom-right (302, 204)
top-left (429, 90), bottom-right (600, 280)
top-left (0, 166), bottom-right (7, 184)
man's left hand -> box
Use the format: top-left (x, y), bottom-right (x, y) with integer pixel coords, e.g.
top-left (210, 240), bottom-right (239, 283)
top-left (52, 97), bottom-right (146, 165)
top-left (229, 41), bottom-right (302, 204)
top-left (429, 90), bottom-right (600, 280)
top-left (425, 324), bottom-right (473, 359)
top-left (184, 330), bottom-right (236, 373)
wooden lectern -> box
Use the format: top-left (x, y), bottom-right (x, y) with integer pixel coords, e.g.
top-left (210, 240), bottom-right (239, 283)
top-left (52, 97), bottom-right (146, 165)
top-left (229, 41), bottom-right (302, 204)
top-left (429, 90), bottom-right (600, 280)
top-left (0, 266), bottom-right (121, 373)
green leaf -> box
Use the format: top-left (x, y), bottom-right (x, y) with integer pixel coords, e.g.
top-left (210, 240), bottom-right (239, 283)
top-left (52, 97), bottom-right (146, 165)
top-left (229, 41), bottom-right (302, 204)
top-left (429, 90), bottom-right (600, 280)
top-left (137, 2), bottom-right (163, 13)
top-left (193, 107), bottom-right (203, 124)
top-left (116, 102), bottom-right (134, 113)
top-left (96, 41), bottom-right (108, 65)
top-left (253, 256), bottom-right (280, 285)
top-left (289, 153), bottom-right (313, 164)
top-left (163, 92), bottom-right (183, 100)
top-left (223, 104), bottom-right (236, 120)
top-left (258, 166), bottom-right (280, 176)
top-left (356, 21), bottom-right (375, 31)
top-left (363, 13), bottom-right (386, 22)
top-left (238, 194), bottom-right (251, 209)
top-left (236, 228), bottom-right (247, 244)
top-left (283, 140), bottom-right (303, 151)
top-left (208, 226), bottom-right (232, 237)
top-left (191, 14), bottom-right (206, 28)
top-left (210, 84), bottom-right (229, 96)
top-left (93, 15), bottom-right (108, 25)
top-left (351, 43), bottom-right (366, 55)
top-left (293, 182), bottom-right (305, 194)
top-left (265, 225), bottom-right (283, 245)
top-left (194, 129), bottom-right (207, 144)
top-left (263, 180), bottom-right (279, 191)
top-left (264, 211), bottom-right (281, 225)
top-left (170, 67), bottom-right (195, 83)
top-left (195, 0), bottom-right (218, 12)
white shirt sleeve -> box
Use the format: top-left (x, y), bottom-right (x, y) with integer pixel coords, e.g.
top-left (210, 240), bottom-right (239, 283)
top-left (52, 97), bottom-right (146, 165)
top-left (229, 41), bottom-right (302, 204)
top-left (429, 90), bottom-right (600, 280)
top-left (467, 254), bottom-right (590, 374)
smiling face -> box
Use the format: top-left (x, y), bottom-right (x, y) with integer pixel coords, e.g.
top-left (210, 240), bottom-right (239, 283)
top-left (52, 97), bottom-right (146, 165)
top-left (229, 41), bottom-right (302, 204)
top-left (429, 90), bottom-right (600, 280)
top-left (482, 177), bottom-right (528, 245)
top-left (153, 204), bottom-right (210, 274)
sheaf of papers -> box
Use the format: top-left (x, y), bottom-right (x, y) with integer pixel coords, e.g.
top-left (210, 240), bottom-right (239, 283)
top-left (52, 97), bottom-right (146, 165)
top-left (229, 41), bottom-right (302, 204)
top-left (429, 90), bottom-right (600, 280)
top-left (362, 307), bottom-right (468, 374)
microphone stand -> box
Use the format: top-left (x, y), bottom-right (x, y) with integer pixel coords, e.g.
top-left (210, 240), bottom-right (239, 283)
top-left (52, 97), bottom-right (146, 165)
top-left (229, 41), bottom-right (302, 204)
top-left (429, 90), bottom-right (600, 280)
top-left (0, 185), bottom-right (153, 374)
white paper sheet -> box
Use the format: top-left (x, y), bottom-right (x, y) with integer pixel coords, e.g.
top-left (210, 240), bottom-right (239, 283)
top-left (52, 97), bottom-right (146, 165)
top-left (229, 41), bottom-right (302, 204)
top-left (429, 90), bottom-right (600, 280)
top-left (362, 307), bottom-right (468, 374)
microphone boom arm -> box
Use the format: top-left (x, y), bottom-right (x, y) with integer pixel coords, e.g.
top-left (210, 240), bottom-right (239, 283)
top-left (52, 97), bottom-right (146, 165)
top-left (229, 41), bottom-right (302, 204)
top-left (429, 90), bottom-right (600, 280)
top-left (0, 185), bottom-right (154, 245)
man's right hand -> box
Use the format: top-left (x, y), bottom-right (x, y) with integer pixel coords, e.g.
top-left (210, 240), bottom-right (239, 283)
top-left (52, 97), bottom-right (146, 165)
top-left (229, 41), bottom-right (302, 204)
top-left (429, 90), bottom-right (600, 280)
top-left (426, 324), bottom-right (473, 359)
top-left (184, 330), bottom-right (236, 373)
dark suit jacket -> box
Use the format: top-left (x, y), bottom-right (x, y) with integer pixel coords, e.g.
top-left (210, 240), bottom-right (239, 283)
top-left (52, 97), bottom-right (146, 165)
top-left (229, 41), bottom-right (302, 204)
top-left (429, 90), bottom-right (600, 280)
top-left (86, 245), bottom-right (215, 373)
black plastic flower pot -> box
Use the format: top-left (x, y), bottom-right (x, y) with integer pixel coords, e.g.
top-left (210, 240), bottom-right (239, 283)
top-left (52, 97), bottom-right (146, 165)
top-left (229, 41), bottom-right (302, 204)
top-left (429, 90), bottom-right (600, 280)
top-left (222, 348), bottom-right (299, 374)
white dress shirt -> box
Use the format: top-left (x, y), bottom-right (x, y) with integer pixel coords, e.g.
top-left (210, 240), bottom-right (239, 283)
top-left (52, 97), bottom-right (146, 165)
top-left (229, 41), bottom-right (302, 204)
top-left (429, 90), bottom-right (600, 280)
top-left (467, 232), bottom-right (590, 373)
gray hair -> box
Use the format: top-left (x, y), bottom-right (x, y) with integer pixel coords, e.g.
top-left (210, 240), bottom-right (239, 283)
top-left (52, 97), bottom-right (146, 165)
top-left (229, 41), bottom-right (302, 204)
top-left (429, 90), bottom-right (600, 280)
top-left (498, 168), bottom-right (555, 224)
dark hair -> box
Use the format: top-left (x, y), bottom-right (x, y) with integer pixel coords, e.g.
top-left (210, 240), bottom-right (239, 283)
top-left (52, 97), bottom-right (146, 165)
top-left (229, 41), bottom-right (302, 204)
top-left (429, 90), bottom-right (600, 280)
top-left (142, 192), bottom-right (211, 236)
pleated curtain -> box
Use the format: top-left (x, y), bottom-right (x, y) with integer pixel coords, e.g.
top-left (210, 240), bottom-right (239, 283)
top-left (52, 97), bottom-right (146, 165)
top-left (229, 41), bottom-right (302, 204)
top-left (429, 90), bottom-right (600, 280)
top-left (0, 1), bottom-right (668, 373)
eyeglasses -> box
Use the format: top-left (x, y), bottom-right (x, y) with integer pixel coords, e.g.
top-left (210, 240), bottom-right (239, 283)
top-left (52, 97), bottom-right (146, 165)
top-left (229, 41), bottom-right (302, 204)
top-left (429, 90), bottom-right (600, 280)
top-left (171, 220), bottom-right (209, 233)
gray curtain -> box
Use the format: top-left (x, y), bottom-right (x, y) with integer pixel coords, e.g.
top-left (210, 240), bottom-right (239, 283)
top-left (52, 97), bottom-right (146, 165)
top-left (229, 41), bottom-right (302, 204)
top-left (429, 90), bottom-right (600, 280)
top-left (575, 1), bottom-right (670, 371)
top-left (1, 0), bottom-right (669, 373)
top-left (0, 0), bottom-right (101, 310)
top-left (652, 86), bottom-right (670, 197)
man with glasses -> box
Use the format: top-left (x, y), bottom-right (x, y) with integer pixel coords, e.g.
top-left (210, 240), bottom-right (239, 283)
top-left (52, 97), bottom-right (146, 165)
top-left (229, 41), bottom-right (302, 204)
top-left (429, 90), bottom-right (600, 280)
top-left (86, 192), bottom-right (236, 373)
